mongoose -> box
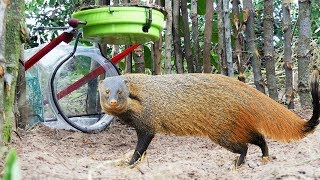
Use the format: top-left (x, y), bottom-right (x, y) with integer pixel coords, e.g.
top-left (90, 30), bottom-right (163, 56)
top-left (98, 71), bottom-right (319, 167)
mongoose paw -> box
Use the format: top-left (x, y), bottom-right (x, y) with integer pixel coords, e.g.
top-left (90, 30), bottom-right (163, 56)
top-left (261, 156), bottom-right (271, 164)
top-left (234, 156), bottom-right (245, 170)
top-left (128, 152), bottom-right (147, 168)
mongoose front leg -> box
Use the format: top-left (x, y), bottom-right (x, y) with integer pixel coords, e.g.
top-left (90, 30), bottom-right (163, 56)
top-left (128, 130), bottom-right (155, 165)
top-left (233, 144), bottom-right (248, 167)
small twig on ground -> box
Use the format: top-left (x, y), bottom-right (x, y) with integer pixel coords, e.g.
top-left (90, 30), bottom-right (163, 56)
top-left (49, 151), bottom-right (73, 173)
top-left (136, 166), bottom-right (145, 175)
top-left (289, 156), bottom-right (320, 167)
top-left (13, 130), bottom-right (22, 140)
top-left (25, 121), bottom-right (41, 131)
top-left (32, 170), bottom-right (82, 180)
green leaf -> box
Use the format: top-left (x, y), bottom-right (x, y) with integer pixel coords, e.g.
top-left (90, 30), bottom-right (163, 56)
top-left (75, 55), bottom-right (91, 75)
top-left (197, 0), bottom-right (206, 15)
top-left (211, 14), bottom-right (219, 44)
top-left (118, 61), bottom-right (126, 72)
top-left (179, 15), bottom-right (184, 37)
top-left (50, 21), bottom-right (59, 27)
top-left (144, 45), bottom-right (152, 70)
top-left (3, 149), bottom-right (20, 180)
top-left (210, 50), bottom-right (220, 72)
top-left (161, 0), bottom-right (165, 7)
top-left (49, 0), bottom-right (55, 6)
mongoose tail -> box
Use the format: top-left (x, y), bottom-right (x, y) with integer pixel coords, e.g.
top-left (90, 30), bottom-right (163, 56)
top-left (304, 68), bottom-right (320, 133)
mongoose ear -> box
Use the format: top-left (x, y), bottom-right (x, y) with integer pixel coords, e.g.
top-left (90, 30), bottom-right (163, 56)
top-left (123, 79), bottom-right (129, 87)
top-left (123, 79), bottom-right (130, 92)
top-left (98, 80), bottom-right (103, 90)
top-left (125, 80), bottom-right (140, 97)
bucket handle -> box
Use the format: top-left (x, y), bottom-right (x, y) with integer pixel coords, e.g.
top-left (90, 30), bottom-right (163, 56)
top-left (142, 7), bottom-right (152, 33)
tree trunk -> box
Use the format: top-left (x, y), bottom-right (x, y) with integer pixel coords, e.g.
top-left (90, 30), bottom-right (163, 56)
top-left (297, 0), bottom-right (311, 108)
top-left (123, 0), bottom-right (132, 73)
top-left (217, 0), bottom-right (226, 75)
top-left (125, 45), bottom-right (133, 73)
top-left (86, 59), bottom-right (100, 114)
top-left (153, 37), bottom-right (162, 75)
top-left (232, 0), bottom-right (245, 81)
top-left (152, 0), bottom-right (162, 75)
top-left (243, 0), bottom-right (265, 93)
top-left (97, 0), bottom-right (111, 5)
top-left (203, 0), bottom-right (213, 73)
top-left (263, 0), bottom-right (278, 100)
top-left (164, 0), bottom-right (173, 74)
top-left (190, 0), bottom-right (201, 73)
top-left (172, 0), bottom-right (184, 73)
top-left (223, 0), bottom-right (233, 77)
top-left (282, 1), bottom-right (294, 109)
top-left (15, 54), bottom-right (28, 129)
top-left (181, 0), bottom-right (194, 73)
top-left (125, 54), bottom-right (132, 73)
top-left (240, 24), bottom-right (247, 82)
top-left (98, 43), bottom-right (108, 57)
top-left (111, 45), bottom-right (120, 72)
top-left (0, 0), bottom-right (9, 143)
top-left (133, 45), bottom-right (145, 73)
top-left (4, 0), bottom-right (25, 142)
top-left (86, 0), bottom-right (109, 114)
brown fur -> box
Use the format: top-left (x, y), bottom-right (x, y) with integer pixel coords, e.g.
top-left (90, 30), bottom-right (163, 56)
top-left (99, 73), bottom-right (319, 164)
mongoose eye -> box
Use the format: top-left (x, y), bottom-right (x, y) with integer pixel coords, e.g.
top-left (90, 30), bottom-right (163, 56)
top-left (105, 89), bottom-right (110, 96)
top-left (118, 90), bottom-right (122, 96)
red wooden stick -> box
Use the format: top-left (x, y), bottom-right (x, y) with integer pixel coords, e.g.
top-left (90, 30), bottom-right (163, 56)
top-left (25, 32), bottom-right (74, 71)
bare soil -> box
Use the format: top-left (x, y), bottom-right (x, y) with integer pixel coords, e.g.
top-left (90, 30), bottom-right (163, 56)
top-left (8, 108), bottom-right (320, 179)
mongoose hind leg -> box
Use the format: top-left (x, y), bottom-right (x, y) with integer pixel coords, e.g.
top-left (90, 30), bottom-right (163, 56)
top-left (128, 130), bottom-right (155, 165)
top-left (232, 143), bottom-right (248, 167)
top-left (211, 136), bottom-right (248, 167)
top-left (249, 133), bottom-right (270, 163)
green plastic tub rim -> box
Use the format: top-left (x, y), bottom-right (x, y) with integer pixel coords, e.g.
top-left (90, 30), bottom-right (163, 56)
top-left (72, 6), bottom-right (165, 44)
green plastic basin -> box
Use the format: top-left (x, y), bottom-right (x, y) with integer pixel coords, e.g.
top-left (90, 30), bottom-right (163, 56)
top-left (72, 6), bottom-right (165, 45)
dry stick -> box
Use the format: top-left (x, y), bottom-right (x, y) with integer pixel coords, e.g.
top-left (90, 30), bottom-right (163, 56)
top-left (69, 93), bottom-right (86, 102)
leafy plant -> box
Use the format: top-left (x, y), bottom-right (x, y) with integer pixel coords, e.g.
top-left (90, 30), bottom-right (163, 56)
top-left (74, 55), bottom-right (92, 75)
top-left (2, 149), bottom-right (20, 180)
top-left (25, 0), bottom-right (80, 48)
top-left (144, 45), bottom-right (152, 70)
top-left (210, 50), bottom-right (220, 73)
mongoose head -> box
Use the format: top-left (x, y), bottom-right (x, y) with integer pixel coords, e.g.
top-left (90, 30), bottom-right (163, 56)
top-left (99, 76), bottom-right (129, 115)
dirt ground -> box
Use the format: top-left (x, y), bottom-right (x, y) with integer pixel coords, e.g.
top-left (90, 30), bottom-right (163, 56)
top-left (8, 108), bottom-right (320, 179)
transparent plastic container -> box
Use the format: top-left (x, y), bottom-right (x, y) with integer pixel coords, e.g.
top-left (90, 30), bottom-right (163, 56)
top-left (24, 43), bottom-right (118, 131)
